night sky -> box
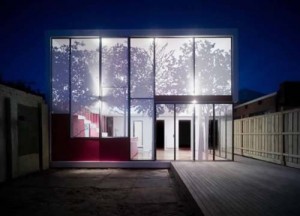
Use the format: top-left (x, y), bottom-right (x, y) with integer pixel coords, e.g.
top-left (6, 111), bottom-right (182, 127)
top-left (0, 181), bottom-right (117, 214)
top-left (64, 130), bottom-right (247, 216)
top-left (1, 0), bottom-right (300, 100)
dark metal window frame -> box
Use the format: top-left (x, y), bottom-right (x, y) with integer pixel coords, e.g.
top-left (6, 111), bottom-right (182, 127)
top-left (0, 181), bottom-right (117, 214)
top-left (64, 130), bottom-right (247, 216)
top-left (49, 32), bottom-right (236, 161)
top-left (154, 102), bottom-right (233, 161)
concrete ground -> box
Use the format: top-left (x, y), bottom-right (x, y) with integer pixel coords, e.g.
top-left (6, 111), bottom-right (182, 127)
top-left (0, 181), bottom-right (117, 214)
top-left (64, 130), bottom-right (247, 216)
top-left (0, 169), bottom-right (196, 216)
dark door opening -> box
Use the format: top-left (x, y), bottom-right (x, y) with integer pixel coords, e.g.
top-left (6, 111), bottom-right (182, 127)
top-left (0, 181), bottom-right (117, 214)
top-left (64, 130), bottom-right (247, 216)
top-left (208, 120), bottom-right (218, 150)
top-left (179, 120), bottom-right (191, 149)
top-left (156, 120), bottom-right (165, 149)
top-left (107, 117), bottom-right (113, 137)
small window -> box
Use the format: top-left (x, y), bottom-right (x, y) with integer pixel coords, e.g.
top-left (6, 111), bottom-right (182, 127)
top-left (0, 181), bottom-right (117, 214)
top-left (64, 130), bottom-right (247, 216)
top-left (245, 105), bottom-right (248, 109)
top-left (258, 100), bottom-right (262, 105)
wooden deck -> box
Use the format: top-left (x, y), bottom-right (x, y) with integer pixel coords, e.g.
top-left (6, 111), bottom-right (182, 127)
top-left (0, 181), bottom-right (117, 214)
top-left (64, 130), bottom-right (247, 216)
top-left (171, 156), bottom-right (300, 216)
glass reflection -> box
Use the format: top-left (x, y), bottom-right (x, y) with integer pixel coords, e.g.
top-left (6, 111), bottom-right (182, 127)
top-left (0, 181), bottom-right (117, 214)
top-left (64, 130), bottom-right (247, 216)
top-left (195, 38), bottom-right (231, 95)
top-left (52, 39), bottom-right (70, 113)
top-left (70, 38), bottom-right (100, 138)
top-left (155, 38), bottom-right (193, 95)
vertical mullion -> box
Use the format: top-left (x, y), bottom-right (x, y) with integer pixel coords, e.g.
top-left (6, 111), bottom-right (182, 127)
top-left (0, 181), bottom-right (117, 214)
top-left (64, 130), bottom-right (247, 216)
top-left (193, 38), bottom-right (196, 161)
top-left (174, 104), bottom-right (176, 160)
top-left (193, 105), bottom-right (196, 161)
top-left (232, 104), bottom-right (234, 161)
top-left (153, 38), bottom-right (156, 160)
top-left (69, 38), bottom-right (72, 138)
top-left (213, 104), bottom-right (216, 161)
top-left (193, 37), bottom-right (196, 95)
top-left (231, 36), bottom-right (234, 100)
top-left (154, 102), bottom-right (157, 160)
top-left (225, 105), bottom-right (228, 159)
top-left (99, 37), bottom-right (102, 138)
top-left (125, 37), bottom-right (131, 138)
top-left (153, 38), bottom-right (156, 99)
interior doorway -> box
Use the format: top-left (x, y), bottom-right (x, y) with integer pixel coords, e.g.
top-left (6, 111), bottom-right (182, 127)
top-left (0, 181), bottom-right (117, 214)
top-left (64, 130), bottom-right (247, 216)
top-left (208, 119), bottom-right (218, 150)
top-left (179, 120), bottom-right (191, 149)
top-left (156, 120), bottom-right (165, 149)
top-left (155, 103), bottom-right (232, 161)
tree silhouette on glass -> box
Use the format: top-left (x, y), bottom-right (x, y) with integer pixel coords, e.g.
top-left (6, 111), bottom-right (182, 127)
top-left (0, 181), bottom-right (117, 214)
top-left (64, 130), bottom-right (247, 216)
top-left (52, 38), bottom-right (231, 117)
top-left (131, 45), bottom-right (154, 98)
top-left (194, 39), bottom-right (231, 95)
top-left (101, 42), bottom-right (127, 116)
top-left (155, 39), bottom-right (193, 95)
top-left (70, 40), bottom-right (99, 115)
top-left (52, 42), bottom-right (70, 113)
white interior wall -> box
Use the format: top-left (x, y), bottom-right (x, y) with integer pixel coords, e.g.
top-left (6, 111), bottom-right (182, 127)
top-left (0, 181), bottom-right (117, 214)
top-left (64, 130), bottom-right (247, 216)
top-left (113, 116), bottom-right (125, 137)
top-left (196, 116), bottom-right (210, 160)
top-left (130, 116), bottom-right (153, 152)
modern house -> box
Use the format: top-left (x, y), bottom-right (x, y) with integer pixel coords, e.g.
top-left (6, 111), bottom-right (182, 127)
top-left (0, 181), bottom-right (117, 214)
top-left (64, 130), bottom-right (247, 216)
top-left (49, 29), bottom-right (237, 166)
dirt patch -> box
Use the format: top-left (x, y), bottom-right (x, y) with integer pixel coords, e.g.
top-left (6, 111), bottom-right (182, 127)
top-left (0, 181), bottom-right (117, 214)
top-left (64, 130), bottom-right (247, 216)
top-left (0, 169), bottom-right (196, 216)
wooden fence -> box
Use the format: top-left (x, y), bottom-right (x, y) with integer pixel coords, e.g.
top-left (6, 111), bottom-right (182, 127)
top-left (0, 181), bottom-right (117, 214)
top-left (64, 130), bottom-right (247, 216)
top-left (234, 109), bottom-right (300, 168)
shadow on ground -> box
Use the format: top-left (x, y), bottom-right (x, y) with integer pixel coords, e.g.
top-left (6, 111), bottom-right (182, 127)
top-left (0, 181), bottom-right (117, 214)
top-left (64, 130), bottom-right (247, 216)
top-left (0, 169), bottom-right (196, 216)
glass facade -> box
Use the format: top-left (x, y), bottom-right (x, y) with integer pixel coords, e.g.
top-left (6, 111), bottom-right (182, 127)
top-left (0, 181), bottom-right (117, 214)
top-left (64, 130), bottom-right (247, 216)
top-left (130, 99), bottom-right (154, 160)
top-left (101, 38), bottom-right (128, 137)
top-left (51, 39), bottom-right (70, 113)
top-left (130, 38), bottom-right (154, 98)
top-left (155, 38), bottom-right (193, 95)
top-left (156, 104), bottom-right (175, 160)
top-left (195, 38), bottom-right (232, 95)
top-left (51, 34), bottom-right (234, 161)
top-left (70, 38), bottom-right (100, 137)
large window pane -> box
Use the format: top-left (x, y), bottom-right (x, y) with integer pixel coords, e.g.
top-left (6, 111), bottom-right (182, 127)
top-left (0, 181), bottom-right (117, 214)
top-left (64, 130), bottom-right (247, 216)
top-left (130, 99), bottom-right (153, 160)
top-left (102, 38), bottom-right (128, 88)
top-left (52, 39), bottom-right (70, 113)
top-left (195, 104), bottom-right (214, 160)
top-left (101, 88), bottom-right (127, 137)
top-left (195, 38), bottom-right (231, 95)
top-left (71, 38), bottom-right (100, 137)
top-left (155, 38), bottom-right (193, 95)
top-left (101, 38), bottom-right (128, 137)
top-left (176, 104), bottom-right (193, 160)
top-left (130, 38), bottom-right (154, 98)
top-left (156, 104), bottom-right (175, 160)
top-left (214, 104), bottom-right (233, 160)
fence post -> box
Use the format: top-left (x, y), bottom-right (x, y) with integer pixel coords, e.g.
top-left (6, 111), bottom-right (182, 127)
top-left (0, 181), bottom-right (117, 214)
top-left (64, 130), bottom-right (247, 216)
top-left (240, 120), bottom-right (243, 156)
top-left (280, 111), bottom-right (286, 166)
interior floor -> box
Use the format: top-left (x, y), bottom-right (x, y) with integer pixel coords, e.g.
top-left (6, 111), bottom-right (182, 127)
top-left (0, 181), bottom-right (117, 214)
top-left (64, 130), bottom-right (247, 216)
top-left (132, 148), bottom-right (226, 160)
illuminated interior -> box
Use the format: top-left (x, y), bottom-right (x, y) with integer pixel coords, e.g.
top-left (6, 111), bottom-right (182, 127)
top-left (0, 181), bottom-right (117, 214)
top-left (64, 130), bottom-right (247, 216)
top-left (51, 36), bottom-right (233, 161)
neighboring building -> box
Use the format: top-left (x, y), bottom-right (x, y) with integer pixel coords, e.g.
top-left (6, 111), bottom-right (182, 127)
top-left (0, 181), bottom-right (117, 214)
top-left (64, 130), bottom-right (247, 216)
top-left (49, 29), bottom-right (237, 165)
top-left (234, 92), bottom-right (277, 119)
top-left (0, 84), bottom-right (49, 183)
top-left (234, 81), bottom-right (300, 119)
top-left (277, 81), bottom-right (300, 110)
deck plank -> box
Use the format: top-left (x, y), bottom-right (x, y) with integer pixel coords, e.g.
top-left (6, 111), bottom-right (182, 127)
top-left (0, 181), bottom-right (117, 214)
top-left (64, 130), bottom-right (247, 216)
top-left (171, 156), bottom-right (300, 216)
